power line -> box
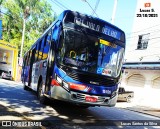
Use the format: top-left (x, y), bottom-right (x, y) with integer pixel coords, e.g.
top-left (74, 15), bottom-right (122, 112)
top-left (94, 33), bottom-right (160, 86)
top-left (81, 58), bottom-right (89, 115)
top-left (50, 0), bottom-right (68, 10)
top-left (126, 24), bottom-right (160, 35)
top-left (126, 29), bottom-right (160, 40)
top-left (92, 0), bottom-right (100, 16)
top-left (129, 34), bottom-right (160, 41)
top-left (126, 37), bottom-right (160, 53)
top-left (82, 0), bottom-right (99, 18)
top-left (148, 36), bottom-right (160, 41)
top-left (124, 51), bottom-right (160, 60)
top-left (148, 40), bottom-right (160, 47)
top-left (141, 53), bottom-right (160, 58)
top-left (51, 0), bottom-right (65, 10)
top-left (54, 0), bottom-right (68, 10)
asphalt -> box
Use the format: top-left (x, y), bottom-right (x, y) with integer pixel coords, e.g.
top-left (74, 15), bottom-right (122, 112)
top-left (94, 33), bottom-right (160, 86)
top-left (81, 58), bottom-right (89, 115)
top-left (0, 100), bottom-right (160, 129)
top-left (0, 80), bottom-right (160, 126)
top-left (0, 103), bottom-right (160, 121)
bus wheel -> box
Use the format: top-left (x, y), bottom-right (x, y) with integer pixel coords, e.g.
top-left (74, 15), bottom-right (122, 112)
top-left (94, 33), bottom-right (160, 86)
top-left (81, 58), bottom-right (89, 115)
top-left (23, 83), bottom-right (30, 91)
top-left (37, 81), bottom-right (47, 104)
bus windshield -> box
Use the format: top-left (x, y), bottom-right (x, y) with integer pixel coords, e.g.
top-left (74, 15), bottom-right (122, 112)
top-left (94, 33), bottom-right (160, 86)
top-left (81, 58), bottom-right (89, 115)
top-left (57, 29), bottom-right (124, 78)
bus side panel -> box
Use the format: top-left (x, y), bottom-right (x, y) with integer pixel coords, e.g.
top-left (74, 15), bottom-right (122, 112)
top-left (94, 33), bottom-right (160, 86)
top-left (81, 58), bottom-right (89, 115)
top-left (23, 65), bottom-right (30, 86)
top-left (41, 60), bottom-right (47, 88)
top-left (31, 60), bottom-right (47, 92)
top-left (31, 62), bottom-right (39, 91)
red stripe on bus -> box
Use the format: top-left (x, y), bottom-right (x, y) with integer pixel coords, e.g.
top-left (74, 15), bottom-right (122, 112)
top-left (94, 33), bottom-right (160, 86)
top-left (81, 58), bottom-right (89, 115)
top-left (51, 79), bottom-right (60, 86)
top-left (69, 83), bottom-right (86, 91)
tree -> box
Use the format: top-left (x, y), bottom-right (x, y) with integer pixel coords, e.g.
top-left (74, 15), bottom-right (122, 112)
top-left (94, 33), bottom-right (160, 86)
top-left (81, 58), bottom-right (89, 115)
top-left (1, 0), bottom-right (56, 56)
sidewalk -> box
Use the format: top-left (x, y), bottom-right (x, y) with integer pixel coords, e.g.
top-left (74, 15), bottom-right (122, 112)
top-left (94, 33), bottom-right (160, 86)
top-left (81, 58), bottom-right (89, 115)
top-left (116, 102), bottom-right (160, 118)
top-left (126, 106), bottom-right (160, 118)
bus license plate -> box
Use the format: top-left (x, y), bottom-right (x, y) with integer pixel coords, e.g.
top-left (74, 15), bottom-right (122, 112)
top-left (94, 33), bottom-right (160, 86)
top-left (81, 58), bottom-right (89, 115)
top-left (85, 96), bottom-right (97, 102)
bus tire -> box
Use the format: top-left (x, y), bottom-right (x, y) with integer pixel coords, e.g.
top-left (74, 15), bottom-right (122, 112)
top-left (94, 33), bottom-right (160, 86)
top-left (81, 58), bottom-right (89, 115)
top-left (23, 84), bottom-right (30, 91)
top-left (37, 81), bottom-right (48, 104)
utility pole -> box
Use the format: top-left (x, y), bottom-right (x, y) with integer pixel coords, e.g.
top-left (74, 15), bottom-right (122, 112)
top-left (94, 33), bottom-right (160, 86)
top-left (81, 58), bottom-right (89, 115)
top-left (111, 0), bottom-right (118, 24)
top-left (20, 6), bottom-right (30, 57)
top-left (0, 2), bottom-right (2, 40)
top-left (20, 18), bottom-right (26, 57)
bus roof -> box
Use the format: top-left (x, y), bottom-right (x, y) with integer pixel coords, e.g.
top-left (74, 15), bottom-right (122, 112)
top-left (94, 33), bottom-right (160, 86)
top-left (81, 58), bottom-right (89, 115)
top-left (63, 10), bottom-right (125, 34)
top-left (25, 10), bottom-right (125, 56)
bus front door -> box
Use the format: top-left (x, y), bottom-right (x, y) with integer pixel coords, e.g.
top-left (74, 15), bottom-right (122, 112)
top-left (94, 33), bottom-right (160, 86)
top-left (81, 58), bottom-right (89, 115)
top-left (28, 48), bottom-right (36, 87)
top-left (45, 41), bottom-right (55, 94)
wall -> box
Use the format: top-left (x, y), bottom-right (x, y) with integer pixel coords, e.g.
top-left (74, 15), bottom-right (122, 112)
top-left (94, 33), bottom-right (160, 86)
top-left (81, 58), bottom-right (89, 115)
top-left (0, 49), bottom-right (13, 72)
top-left (125, 0), bottom-right (160, 62)
top-left (0, 40), bottom-right (18, 80)
top-left (121, 69), bottom-right (160, 108)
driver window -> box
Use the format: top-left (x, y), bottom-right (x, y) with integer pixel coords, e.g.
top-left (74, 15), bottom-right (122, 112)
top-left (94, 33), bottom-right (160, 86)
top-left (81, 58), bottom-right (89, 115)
top-left (57, 32), bottom-right (65, 63)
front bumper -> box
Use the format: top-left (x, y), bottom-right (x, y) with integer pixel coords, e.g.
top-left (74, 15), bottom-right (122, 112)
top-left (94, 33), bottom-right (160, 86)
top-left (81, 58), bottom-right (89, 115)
top-left (50, 86), bottom-right (118, 107)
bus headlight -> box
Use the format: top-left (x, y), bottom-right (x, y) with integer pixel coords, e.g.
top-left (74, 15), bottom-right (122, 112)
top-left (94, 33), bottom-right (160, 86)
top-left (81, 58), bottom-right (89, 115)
top-left (56, 75), bottom-right (62, 84)
top-left (55, 74), bottom-right (69, 91)
top-left (63, 81), bottom-right (69, 91)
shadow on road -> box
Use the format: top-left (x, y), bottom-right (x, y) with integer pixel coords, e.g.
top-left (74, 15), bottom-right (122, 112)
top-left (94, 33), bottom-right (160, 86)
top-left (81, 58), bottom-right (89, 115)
top-left (1, 79), bottom-right (158, 128)
top-left (0, 104), bottom-right (24, 118)
top-left (0, 80), bottom-right (120, 128)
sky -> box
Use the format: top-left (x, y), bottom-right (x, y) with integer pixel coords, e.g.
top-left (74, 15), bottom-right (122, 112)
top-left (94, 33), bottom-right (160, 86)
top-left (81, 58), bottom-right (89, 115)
top-left (49, 0), bottom-right (137, 38)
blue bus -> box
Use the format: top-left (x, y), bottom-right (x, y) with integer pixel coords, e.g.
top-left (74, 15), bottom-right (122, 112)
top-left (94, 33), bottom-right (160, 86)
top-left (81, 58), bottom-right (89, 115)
top-left (21, 10), bottom-right (125, 108)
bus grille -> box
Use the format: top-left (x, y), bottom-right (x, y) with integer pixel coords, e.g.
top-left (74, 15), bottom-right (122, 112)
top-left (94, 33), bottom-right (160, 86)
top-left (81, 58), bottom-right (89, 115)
top-left (67, 71), bottom-right (116, 86)
top-left (71, 92), bottom-right (109, 103)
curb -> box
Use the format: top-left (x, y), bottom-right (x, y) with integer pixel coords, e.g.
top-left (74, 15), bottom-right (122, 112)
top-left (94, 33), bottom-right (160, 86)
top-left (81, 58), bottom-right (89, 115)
top-left (125, 108), bottom-right (160, 119)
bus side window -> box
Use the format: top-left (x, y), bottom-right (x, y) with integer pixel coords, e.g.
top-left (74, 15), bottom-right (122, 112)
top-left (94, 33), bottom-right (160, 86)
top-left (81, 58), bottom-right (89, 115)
top-left (38, 40), bottom-right (42, 60)
top-left (35, 43), bottom-right (41, 62)
top-left (40, 38), bottom-right (45, 60)
top-left (28, 51), bottom-right (32, 65)
top-left (24, 54), bottom-right (28, 66)
top-left (22, 56), bottom-right (26, 68)
top-left (34, 44), bottom-right (38, 62)
top-left (42, 34), bottom-right (50, 60)
top-left (26, 52), bottom-right (30, 66)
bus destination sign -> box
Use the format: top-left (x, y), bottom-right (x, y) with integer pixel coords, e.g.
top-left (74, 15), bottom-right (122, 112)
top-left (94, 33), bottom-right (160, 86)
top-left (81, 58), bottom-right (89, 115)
top-left (64, 11), bottom-right (122, 40)
top-left (74, 17), bottom-right (121, 40)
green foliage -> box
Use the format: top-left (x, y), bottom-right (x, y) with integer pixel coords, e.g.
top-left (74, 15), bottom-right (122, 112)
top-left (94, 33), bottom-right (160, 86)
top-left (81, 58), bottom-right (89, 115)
top-left (1, 0), bottom-right (56, 56)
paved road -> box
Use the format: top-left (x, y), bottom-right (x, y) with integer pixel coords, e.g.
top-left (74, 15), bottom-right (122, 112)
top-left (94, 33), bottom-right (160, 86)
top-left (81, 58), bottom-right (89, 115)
top-left (0, 79), bottom-right (159, 129)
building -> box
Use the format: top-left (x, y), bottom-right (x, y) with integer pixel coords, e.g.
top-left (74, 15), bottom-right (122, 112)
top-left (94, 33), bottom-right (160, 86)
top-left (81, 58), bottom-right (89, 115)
top-left (121, 0), bottom-right (160, 107)
top-left (0, 40), bottom-right (18, 81)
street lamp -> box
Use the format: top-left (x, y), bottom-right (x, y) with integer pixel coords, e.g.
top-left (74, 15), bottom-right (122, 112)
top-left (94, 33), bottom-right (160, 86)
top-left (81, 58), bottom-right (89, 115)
top-left (20, 6), bottom-right (30, 57)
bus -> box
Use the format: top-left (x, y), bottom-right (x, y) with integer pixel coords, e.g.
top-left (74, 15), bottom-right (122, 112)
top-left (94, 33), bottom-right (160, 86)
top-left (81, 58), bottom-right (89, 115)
top-left (21, 10), bottom-right (125, 108)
